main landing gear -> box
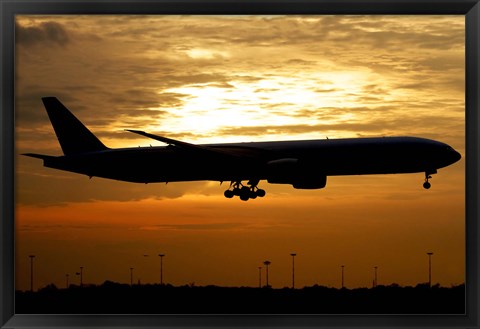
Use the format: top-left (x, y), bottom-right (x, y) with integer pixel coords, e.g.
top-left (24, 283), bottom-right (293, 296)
top-left (423, 170), bottom-right (437, 189)
top-left (224, 180), bottom-right (266, 201)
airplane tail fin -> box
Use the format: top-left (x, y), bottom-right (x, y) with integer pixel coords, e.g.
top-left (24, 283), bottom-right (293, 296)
top-left (41, 97), bottom-right (108, 155)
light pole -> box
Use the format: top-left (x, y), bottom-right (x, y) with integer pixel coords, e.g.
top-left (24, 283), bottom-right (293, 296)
top-left (142, 254), bottom-right (150, 284)
top-left (130, 267), bottom-right (134, 286)
top-left (290, 253), bottom-right (297, 289)
top-left (80, 266), bottom-right (83, 288)
top-left (158, 254), bottom-right (165, 285)
top-left (28, 255), bottom-right (35, 292)
top-left (373, 266), bottom-right (378, 288)
top-left (341, 265), bottom-right (345, 289)
top-left (263, 261), bottom-right (271, 288)
top-left (427, 252), bottom-right (433, 288)
top-left (258, 267), bottom-right (262, 288)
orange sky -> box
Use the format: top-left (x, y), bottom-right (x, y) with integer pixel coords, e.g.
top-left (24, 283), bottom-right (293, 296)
top-left (15, 15), bottom-right (465, 291)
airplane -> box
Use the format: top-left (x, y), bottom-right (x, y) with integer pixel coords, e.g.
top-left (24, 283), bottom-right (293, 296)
top-left (23, 97), bottom-right (462, 201)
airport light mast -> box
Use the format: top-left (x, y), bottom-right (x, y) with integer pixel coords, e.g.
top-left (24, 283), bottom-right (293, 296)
top-left (80, 266), bottom-right (83, 288)
top-left (290, 253), bottom-right (297, 289)
top-left (258, 267), bottom-right (262, 288)
top-left (263, 261), bottom-right (271, 288)
top-left (427, 252), bottom-right (433, 288)
top-left (28, 255), bottom-right (35, 292)
top-left (158, 254), bottom-right (165, 285)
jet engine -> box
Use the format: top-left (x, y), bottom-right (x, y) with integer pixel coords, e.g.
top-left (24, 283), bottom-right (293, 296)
top-left (265, 158), bottom-right (327, 189)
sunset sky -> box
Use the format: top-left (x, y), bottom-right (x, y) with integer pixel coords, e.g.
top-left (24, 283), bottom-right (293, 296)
top-left (15, 15), bottom-right (465, 293)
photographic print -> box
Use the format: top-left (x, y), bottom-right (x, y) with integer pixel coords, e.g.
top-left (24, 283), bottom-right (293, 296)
top-left (14, 14), bottom-right (465, 314)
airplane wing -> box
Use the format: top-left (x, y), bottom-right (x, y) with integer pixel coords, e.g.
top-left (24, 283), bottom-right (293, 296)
top-left (125, 129), bottom-right (254, 160)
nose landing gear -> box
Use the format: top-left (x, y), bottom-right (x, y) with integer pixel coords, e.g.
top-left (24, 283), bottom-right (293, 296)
top-left (423, 177), bottom-right (431, 190)
top-left (423, 170), bottom-right (436, 189)
top-left (224, 180), bottom-right (266, 201)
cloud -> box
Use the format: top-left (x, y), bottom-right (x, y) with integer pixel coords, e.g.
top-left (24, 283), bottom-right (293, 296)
top-left (107, 90), bottom-right (186, 111)
top-left (139, 223), bottom-right (245, 231)
top-left (16, 21), bottom-right (70, 47)
top-left (15, 15), bottom-right (464, 205)
top-left (17, 223), bottom-right (117, 233)
top-left (214, 112), bottom-right (463, 139)
top-left (15, 158), bottom-right (202, 205)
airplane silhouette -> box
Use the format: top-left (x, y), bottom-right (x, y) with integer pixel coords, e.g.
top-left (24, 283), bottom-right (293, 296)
top-left (23, 97), bottom-right (461, 201)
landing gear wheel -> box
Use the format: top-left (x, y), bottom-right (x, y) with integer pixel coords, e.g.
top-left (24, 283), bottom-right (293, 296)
top-left (423, 171), bottom-right (434, 190)
top-left (256, 189), bottom-right (266, 197)
top-left (223, 180), bottom-right (266, 200)
top-left (240, 186), bottom-right (250, 201)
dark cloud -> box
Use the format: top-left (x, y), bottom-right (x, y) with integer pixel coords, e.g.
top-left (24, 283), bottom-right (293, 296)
top-left (207, 82), bottom-right (235, 89)
top-left (18, 224), bottom-right (118, 232)
top-left (327, 16), bottom-right (463, 50)
top-left (15, 89), bottom-right (81, 125)
top-left (140, 223), bottom-right (245, 231)
top-left (163, 73), bottom-right (233, 87)
top-left (231, 75), bottom-right (264, 84)
top-left (15, 160), bottom-right (204, 205)
top-left (100, 130), bottom-right (201, 142)
top-left (315, 88), bottom-right (342, 93)
top-left (215, 113), bottom-right (462, 139)
top-left (16, 21), bottom-right (70, 47)
top-left (285, 59), bottom-right (318, 66)
top-left (254, 88), bottom-right (281, 93)
top-left (362, 84), bottom-right (390, 94)
top-left (215, 124), bottom-right (346, 137)
top-left (418, 55), bottom-right (465, 71)
top-left (108, 90), bottom-right (186, 110)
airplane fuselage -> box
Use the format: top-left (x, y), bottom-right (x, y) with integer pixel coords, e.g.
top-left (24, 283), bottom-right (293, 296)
top-left (25, 97), bottom-right (462, 200)
top-left (41, 136), bottom-right (461, 187)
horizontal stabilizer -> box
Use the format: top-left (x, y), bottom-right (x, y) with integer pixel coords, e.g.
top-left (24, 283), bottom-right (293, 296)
top-left (22, 153), bottom-right (56, 160)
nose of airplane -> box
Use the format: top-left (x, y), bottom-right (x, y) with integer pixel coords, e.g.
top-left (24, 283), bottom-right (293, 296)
top-left (451, 148), bottom-right (462, 163)
top-left (444, 146), bottom-right (461, 166)
top-left (435, 144), bottom-right (461, 168)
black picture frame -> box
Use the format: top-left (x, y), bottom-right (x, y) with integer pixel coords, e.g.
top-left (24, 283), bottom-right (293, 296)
top-left (1, 0), bottom-right (479, 328)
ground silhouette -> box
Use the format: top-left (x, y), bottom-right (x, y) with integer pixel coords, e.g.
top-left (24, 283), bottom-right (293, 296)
top-left (16, 282), bottom-right (465, 314)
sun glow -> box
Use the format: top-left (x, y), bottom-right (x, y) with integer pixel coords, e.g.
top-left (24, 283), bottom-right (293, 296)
top-left (141, 70), bottom-right (375, 143)
top-left (186, 48), bottom-right (230, 59)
